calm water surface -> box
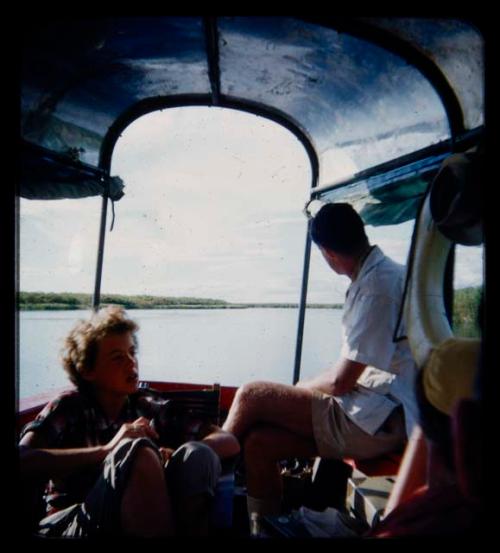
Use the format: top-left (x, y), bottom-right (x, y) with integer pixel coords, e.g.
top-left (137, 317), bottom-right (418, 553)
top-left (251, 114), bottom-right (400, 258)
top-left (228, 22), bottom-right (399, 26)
top-left (18, 308), bottom-right (343, 400)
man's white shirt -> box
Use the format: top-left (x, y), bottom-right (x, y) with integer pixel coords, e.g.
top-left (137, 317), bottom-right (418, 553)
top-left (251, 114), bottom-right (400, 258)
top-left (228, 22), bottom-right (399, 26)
top-left (333, 246), bottom-right (418, 437)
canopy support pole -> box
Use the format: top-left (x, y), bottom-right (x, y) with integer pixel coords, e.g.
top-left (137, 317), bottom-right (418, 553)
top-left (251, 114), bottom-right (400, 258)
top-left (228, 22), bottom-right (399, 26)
top-left (203, 16), bottom-right (221, 106)
top-left (293, 220), bottom-right (313, 384)
top-left (92, 192), bottom-right (109, 311)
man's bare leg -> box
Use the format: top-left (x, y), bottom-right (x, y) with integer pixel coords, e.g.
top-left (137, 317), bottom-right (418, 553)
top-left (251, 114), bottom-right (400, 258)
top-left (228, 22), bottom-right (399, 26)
top-left (121, 446), bottom-right (174, 536)
top-left (223, 382), bottom-right (320, 521)
top-left (244, 425), bottom-right (318, 506)
top-left (222, 381), bottom-right (316, 440)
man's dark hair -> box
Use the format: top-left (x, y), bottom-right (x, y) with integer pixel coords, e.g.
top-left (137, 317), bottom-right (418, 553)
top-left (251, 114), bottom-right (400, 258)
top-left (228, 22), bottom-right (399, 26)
top-left (310, 203), bottom-right (368, 255)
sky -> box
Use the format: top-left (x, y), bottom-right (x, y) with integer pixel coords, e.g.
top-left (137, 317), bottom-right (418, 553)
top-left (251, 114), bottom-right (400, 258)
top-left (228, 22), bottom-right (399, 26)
top-left (19, 107), bottom-right (483, 304)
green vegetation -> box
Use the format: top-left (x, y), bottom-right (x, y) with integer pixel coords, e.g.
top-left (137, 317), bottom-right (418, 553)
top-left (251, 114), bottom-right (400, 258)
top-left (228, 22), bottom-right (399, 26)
top-left (18, 292), bottom-right (343, 311)
top-left (19, 289), bottom-right (481, 333)
top-left (18, 292), bottom-right (229, 310)
top-left (228, 303), bottom-right (343, 309)
top-left (18, 289), bottom-right (482, 338)
top-left (453, 286), bottom-right (482, 338)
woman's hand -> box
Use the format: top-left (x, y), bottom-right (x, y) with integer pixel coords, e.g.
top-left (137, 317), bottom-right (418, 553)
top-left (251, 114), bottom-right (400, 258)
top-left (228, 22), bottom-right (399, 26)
top-left (103, 417), bottom-right (159, 454)
top-left (159, 447), bottom-right (175, 464)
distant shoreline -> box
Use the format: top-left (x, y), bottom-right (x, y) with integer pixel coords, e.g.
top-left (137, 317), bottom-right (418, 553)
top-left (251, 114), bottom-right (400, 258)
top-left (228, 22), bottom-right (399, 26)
top-left (18, 289), bottom-right (482, 337)
top-left (18, 292), bottom-right (343, 311)
top-left (18, 304), bottom-right (344, 310)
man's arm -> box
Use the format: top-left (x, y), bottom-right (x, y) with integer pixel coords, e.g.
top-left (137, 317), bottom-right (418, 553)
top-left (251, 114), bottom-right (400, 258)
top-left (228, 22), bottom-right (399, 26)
top-left (200, 425), bottom-right (240, 459)
top-left (296, 357), bottom-right (366, 396)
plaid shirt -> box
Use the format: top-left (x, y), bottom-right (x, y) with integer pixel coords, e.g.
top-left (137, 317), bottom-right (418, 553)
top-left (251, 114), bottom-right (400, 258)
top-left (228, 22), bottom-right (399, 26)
top-left (20, 388), bottom-right (207, 515)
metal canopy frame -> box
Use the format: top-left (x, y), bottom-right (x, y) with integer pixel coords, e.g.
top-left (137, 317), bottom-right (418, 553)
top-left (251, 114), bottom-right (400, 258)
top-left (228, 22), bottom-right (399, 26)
top-left (23, 16), bottom-right (481, 383)
top-left (301, 17), bottom-right (466, 138)
top-left (95, 92), bottom-right (321, 382)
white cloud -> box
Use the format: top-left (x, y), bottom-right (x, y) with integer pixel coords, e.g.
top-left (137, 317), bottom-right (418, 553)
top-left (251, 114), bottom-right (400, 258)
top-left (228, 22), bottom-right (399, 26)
top-left (99, 108), bottom-right (313, 301)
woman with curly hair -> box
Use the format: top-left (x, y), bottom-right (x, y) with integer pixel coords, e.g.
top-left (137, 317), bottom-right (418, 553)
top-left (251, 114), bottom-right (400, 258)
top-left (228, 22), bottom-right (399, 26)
top-left (19, 305), bottom-right (239, 537)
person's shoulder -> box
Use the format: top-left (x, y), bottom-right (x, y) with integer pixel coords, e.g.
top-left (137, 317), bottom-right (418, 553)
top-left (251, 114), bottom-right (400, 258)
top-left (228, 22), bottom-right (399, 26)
top-left (38, 388), bottom-right (86, 417)
top-left (371, 249), bottom-right (405, 281)
top-left (361, 254), bottom-right (405, 300)
top-left (52, 388), bottom-right (85, 405)
top-left (20, 388), bottom-right (84, 438)
top-left (57, 388), bottom-right (81, 399)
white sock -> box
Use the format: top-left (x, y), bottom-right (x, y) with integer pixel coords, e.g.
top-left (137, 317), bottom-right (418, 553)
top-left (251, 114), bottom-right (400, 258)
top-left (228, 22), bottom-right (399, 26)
top-left (246, 495), bottom-right (281, 519)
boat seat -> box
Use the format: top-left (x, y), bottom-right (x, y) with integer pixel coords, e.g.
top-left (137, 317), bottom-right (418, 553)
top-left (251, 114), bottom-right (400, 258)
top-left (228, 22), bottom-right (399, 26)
top-left (305, 450), bottom-right (402, 513)
top-left (342, 452), bottom-right (403, 526)
top-left (344, 450), bottom-right (403, 477)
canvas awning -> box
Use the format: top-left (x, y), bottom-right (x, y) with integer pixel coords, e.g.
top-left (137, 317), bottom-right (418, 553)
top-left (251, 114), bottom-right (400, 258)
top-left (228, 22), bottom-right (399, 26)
top-left (20, 16), bottom-right (484, 224)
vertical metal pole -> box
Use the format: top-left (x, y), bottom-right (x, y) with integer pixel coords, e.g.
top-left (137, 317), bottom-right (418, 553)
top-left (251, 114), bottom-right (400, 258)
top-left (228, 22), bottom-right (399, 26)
top-left (293, 219), bottom-right (313, 384)
top-left (292, 139), bottom-right (319, 385)
top-left (443, 244), bottom-right (455, 326)
top-left (14, 194), bottom-right (20, 415)
top-left (92, 193), bottom-right (109, 311)
top-left (203, 16), bottom-right (221, 106)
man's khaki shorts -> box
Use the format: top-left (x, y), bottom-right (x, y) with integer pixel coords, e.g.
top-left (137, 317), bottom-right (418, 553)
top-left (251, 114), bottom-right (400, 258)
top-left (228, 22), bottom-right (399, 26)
top-left (311, 391), bottom-right (407, 459)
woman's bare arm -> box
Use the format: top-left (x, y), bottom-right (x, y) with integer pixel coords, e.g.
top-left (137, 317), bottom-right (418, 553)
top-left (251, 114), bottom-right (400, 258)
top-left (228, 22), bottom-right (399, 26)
top-left (19, 416), bottom-right (159, 479)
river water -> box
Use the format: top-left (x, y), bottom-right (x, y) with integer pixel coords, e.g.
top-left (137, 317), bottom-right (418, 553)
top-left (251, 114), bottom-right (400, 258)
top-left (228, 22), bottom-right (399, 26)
top-left (18, 308), bottom-right (343, 400)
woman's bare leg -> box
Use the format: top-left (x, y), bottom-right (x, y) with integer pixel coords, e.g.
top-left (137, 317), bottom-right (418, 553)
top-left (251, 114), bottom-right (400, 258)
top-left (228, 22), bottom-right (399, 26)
top-left (121, 446), bottom-right (174, 537)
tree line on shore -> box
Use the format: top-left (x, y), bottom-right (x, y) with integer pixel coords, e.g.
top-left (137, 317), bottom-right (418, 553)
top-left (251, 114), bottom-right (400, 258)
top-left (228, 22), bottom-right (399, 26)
top-left (18, 292), bottom-right (343, 311)
top-left (452, 286), bottom-right (482, 338)
top-left (18, 288), bottom-right (481, 336)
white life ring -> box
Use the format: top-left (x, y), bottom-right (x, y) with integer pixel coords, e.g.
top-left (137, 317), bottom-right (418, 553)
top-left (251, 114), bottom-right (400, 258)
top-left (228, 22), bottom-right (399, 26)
top-left (403, 193), bottom-right (454, 369)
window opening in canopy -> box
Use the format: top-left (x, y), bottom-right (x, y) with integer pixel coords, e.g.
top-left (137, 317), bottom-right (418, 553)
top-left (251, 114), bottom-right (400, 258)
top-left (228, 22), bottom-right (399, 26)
top-left (453, 244), bottom-right (483, 338)
top-left (102, 106), bottom-right (312, 388)
top-left (18, 196), bottom-right (102, 400)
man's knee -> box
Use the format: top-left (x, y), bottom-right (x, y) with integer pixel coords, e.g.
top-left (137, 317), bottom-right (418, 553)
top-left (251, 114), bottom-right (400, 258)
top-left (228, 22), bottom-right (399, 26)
top-left (234, 381), bottom-right (259, 404)
top-left (233, 381), bottom-right (278, 411)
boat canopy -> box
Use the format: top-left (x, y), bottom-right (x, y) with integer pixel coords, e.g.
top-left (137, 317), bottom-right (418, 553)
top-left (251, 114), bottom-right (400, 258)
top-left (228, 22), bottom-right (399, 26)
top-left (20, 16), bottom-right (484, 226)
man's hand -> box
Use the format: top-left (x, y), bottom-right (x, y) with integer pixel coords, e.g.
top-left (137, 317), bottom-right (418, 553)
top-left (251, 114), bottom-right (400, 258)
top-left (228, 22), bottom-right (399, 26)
top-left (295, 358), bottom-right (366, 396)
